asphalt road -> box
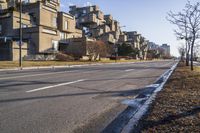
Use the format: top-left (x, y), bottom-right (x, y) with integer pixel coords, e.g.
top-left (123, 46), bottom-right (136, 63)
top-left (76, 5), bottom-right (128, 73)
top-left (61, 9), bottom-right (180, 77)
top-left (0, 60), bottom-right (177, 133)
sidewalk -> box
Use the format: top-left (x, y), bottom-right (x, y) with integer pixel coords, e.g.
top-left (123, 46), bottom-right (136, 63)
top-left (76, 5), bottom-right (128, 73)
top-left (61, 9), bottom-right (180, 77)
top-left (135, 63), bottom-right (200, 132)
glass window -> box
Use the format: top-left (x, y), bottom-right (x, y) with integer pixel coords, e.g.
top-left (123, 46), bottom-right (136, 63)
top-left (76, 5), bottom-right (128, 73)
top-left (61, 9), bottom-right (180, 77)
top-left (60, 32), bottom-right (65, 40)
top-left (81, 18), bottom-right (85, 22)
top-left (64, 21), bottom-right (68, 30)
top-left (83, 9), bottom-right (86, 14)
top-left (52, 40), bottom-right (58, 51)
top-left (0, 25), bottom-right (2, 33)
top-left (22, 24), bottom-right (28, 28)
top-left (52, 17), bottom-right (57, 27)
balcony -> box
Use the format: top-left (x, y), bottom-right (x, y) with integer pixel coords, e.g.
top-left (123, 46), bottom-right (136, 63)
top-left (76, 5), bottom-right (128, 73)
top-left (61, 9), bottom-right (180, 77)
top-left (95, 11), bottom-right (104, 20)
top-left (0, 0), bottom-right (6, 3)
top-left (119, 34), bottom-right (127, 42)
top-left (110, 31), bottom-right (120, 40)
top-left (100, 33), bottom-right (115, 44)
top-left (104, 14), bottom-right (113, 21)
top-left (58, 12), bottom-right (76, 33)
top-left (79, 13), bottom-right (97, 25)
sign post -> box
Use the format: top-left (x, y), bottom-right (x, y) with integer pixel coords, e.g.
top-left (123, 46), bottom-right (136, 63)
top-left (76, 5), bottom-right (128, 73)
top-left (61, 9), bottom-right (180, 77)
top-left (19, 0), bottom-right (22, 68)
top-left (115, 45), bottom-right (118, 63)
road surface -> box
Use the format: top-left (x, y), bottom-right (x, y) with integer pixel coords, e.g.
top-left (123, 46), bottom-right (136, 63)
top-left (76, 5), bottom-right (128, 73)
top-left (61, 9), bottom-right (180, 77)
top-left (0, 60), bottom-right (176, 133)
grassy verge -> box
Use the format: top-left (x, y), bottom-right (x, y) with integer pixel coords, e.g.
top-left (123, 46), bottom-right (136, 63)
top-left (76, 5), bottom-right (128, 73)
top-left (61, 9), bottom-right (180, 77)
top-left (0, 59), bottom-right (142, 69)
top-left (136, 62), bottom-right (200, 132)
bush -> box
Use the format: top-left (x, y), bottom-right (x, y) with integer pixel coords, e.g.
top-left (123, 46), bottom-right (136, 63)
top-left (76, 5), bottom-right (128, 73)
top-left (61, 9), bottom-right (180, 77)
top-left (55, 53), bottom-right (75, 61)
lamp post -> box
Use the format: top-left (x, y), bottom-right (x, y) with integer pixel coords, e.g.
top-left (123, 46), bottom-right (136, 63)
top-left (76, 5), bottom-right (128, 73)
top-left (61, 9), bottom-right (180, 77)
top-left (114, 25), bottom-right (126, 62)
top-left (19, 0), bottom-right (22, 68)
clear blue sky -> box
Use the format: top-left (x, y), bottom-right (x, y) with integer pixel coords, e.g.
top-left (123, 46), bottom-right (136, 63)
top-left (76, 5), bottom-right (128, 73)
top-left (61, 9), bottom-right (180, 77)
top-left (60, 0), bottom-right (199, 57)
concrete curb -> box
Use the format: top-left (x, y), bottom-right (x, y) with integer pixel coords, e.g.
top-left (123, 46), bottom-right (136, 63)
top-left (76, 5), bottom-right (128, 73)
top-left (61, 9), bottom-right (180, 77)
top-left (121, 62), bottom-right (179, 133)
top-left (0, 60), bottom-right (169, 72)
top-left (101, 61), bottom-right (179, 133)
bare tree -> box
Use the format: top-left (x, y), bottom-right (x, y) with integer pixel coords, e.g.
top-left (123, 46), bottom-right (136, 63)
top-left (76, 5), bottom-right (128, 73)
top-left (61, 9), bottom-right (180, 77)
top-left (167, 1), bottom-right (200, 70)
top-left (186, 1), bottom-right (200, 70)
top-left (86, 41), bottom-right (107, 61)
top-left (167, 4), bottom-right (191, 66)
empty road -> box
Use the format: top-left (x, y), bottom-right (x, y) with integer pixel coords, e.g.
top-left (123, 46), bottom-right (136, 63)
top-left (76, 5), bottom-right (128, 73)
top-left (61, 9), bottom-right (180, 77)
top-left (0, 60), bottom-right (176, 133)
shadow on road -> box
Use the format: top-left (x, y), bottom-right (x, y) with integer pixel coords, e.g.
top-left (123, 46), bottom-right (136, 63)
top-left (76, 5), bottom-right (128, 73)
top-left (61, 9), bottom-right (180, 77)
top-left (0, 76), bottom-right (159, 90)
top-left (0, 85), bottom-right (156, 103)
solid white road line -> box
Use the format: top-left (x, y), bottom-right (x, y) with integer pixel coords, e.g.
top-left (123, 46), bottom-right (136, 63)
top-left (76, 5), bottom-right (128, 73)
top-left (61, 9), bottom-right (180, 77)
top-left (0, 70), bottom-right (79, 80)
top-left (125, 69), bottom-right (135, 72)
top-left (26, 79), bottom-right (86, 93)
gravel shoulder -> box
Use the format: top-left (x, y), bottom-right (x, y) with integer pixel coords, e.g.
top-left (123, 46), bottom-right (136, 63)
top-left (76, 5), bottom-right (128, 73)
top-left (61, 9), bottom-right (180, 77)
top-left (135, 62), bottom-right (200, 133)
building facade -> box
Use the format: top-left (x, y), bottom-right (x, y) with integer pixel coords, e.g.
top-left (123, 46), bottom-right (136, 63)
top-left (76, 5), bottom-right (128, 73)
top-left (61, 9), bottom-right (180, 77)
top-left (126, 31), bottom-right (148, 59)
top-left (69, 5), bottom-right (126, 56)
top-left (161, 44), bottom-right (170, 57)
top-left (0, 0), bottom-right (82, 61)
top-left (0, 2), bottom-right (166, 61)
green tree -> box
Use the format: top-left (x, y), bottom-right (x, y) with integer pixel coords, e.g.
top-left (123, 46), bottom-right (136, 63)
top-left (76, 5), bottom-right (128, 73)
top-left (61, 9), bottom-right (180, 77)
top-left (118, 43), bottom-right (139, 58)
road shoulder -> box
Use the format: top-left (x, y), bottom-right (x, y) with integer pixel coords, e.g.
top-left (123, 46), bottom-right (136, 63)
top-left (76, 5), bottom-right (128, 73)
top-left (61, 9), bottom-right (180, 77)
top-left (135, 63), bottom-right (200, 132)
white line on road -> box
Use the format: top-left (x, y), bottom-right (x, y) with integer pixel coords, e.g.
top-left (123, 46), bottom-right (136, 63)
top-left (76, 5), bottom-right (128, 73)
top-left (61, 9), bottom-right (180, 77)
top-left (125, 69), bottom-right (135, 72)
top-left (26, 79), bottom-right (86, 93)
top-left (0, 70), bottom-right (79, 80)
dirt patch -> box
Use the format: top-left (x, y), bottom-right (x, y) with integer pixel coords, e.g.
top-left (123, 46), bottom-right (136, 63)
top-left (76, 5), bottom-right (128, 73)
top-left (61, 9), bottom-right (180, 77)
top-left (135, 63), bottom-right (200, 133)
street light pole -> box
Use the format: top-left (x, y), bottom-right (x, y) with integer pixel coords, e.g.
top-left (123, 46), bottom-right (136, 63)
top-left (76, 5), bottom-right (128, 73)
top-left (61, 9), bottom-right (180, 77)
top-left (19, 0), bottom-right (22, 68)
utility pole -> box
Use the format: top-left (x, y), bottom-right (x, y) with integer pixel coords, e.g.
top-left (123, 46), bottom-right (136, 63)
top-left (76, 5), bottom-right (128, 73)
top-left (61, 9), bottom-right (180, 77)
top-left (19, 0), bottom-right (22, 68)
top-left (115, 43), bottom-right (118, 63)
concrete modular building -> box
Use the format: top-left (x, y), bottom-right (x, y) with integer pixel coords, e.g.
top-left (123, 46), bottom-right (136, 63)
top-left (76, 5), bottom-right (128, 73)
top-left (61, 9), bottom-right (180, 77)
top-left (0, 0), bottom-right (82, 61)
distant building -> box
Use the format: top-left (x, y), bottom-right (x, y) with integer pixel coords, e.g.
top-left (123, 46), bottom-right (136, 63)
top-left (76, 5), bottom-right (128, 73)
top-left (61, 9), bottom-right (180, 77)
top-left (69, 5), bottom-right (126, 44)
top-left (125, 31), bottom-right (148, 59)
top-left (69, 5), bottom-right (127, 55)
top-left (148, 42), bottom-right (159, 50)
top-left (161, 44), bottom-right (170, 57)
top-left (0, 1), bottom-right (160, 61)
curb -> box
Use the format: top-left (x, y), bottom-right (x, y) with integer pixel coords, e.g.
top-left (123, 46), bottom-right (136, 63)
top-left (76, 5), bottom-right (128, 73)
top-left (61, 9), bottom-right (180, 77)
top-left (121, 62), bottom-right (179, 133)
top-left (101, 61), bottom-right (179, 133)
top-left (0, 60), bottom-right (169, 72)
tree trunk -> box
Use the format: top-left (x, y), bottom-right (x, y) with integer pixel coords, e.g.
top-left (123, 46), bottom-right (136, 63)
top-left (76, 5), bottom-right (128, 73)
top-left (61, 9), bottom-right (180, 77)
top-left (185, 35), bottom-right (188, 66)
top-left (191, 43), bottom-right (194, 71)
top-left (186, 53), bottom-right (189, 66)
top-left (191, 50), bottom-right (193, 71)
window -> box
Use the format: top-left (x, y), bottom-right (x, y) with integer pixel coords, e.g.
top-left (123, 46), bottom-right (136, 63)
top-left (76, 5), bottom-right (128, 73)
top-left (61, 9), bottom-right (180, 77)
top-left (52, 40), bottom-right (58, 51)
top-left (90, 7), bottom-right (93, 12)
top-left (81, 18), bottom-right (85, 22)
top-left (52, 17), bottom-right (57, 27)
top-left (97, 19), bottom-right (99, 25)
top-left (64, 21), bottom-right (68, 30)
top-left (60, 32), bottom-right (65, 40)
top-left (83, 9), bottom-right (86, 14)
top-left (22, 24), bottom-right (28, 28)
top-left (0, 25), bottom-right (2, 34)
